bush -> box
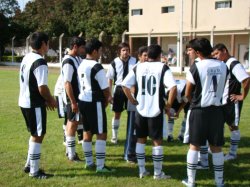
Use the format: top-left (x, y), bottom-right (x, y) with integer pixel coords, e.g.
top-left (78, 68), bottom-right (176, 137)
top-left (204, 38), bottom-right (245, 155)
top-left (1, 56), bottom-right (23, 63)
top-left (45, 55), bottom-right (58, 63)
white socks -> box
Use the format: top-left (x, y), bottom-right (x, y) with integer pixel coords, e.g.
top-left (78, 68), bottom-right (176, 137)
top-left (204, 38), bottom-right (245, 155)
top-left (212, 152), bottom-right (224, 186)
top-left (112, 118), bottom-right (120, 139)
top-left (152, 146), bottom-right (163, 176)
top-left (25, 137), bottom-right (32, 168)
top-left (187, 149), bottom-right (198, 184)
top-left (66, 136), bottom-right (76, 159)
top-left (95, 140), bottom-right (106, 170)
top-left (229, 130), bottom-right (240, 156)
top-left (29, 141), bottom-right (41, 175)
top-left (83, 141), bottom-right (93, 166)
top-left (136, 143), bottom-right (146, 174)
top-left (167, 119), bottom-right (174, 137)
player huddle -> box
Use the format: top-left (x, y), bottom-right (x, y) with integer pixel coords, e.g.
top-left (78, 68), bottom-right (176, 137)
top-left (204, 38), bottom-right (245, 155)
top-left (19, 32), bottom-right (250, 187)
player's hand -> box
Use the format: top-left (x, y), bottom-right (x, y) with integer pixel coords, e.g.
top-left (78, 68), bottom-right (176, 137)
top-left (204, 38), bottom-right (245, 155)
top-left (230, 94), bottom-right (243, 103)
top-left (46, 98), bottom-right (57, 111)
top-left (131, 99), bottom-right (138, 105)
top-left (71, 102), bottom-right (79, 113)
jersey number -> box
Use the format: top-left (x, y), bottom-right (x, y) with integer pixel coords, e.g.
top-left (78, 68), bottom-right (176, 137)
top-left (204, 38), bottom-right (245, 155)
top-left (209, 75), bottom-right (218, 97)
top-left (141, 75), bottom-right (157, 96)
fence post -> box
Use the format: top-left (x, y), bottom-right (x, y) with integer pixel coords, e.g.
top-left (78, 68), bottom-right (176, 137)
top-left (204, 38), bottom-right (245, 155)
top-left (122, 30), bottom-right (127, 43)
top-left (26, 34), bottom-right (31, 54)
top-left (12, 36), bottom-right (16, 63)
top-left (59, 33), bottom-right (64, 63)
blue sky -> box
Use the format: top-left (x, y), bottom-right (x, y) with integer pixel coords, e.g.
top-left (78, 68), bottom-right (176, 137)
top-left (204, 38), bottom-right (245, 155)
top-left (17, 0), bottom-right (30, 11)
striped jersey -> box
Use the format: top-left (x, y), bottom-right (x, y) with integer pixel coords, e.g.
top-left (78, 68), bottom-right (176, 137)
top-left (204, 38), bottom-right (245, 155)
top-left (186, 58), bottom-right (228, 109)
top-left (106, 56), bottom-right (137, 85)
top-left (122, 62), bottom-right (176, 117)
top-left (222, 57), bottom-right (250, 104)
top-left (18, 52), bottom-right (48, 108)
top-left (61, 55), bottom-right (81, 104)
top-left (78, 59), bottom-right (108, 102)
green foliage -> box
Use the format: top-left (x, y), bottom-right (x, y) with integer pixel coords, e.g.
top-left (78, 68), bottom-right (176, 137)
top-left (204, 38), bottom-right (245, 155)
top-left (0, 67), bottom-right (250, 186)
top-left (0, 0), bottom-right (19, 17)
top-left (1, 55), bottom-right (23, 62)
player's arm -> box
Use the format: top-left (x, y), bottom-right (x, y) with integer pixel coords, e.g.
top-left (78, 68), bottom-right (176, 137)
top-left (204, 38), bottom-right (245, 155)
top-left (39, 85), bottom-right (57, 110)
top-left (108, 79), bottom-right (113, 104)
top-left (185, 81), bottom-right (193, 102)
top-left (165, 85), bottom-right (177, 118)
top-left (122, 86), bottom-right (138, 105)
top-left (64, 81), bottom-right (78, 113)
top-left (230, 77), bottom-right (250, 102)
top-left (102, 87), bottom-right (110, 108)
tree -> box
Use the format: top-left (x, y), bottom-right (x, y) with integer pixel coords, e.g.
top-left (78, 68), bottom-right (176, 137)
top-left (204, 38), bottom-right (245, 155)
top-left (0, 0), bottom-right (19, 17)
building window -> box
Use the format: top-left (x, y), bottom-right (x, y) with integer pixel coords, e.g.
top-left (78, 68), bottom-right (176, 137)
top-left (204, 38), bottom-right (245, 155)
top-left (162, 6), bottom-right (175, 13)
top-left (215, 1), bottom-right (232, 9)
top-left (131, 9), bottom-right (143, 16)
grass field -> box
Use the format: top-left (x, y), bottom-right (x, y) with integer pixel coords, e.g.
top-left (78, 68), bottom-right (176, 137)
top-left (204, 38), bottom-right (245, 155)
top-left (0, 66), bottom-right (250, 187)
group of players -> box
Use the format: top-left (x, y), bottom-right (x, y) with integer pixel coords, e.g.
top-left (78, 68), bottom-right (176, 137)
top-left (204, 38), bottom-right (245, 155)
top-left (18, 32), bottom-right (250, 187)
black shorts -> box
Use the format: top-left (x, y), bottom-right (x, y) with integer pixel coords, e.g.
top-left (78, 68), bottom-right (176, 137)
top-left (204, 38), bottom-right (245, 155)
top-left (189, 106), bottom-right (224, 147)
top-left (78, 100), bottom-right (107, 134)
top-left (223, 101), bottom-right (243, 126)
top-left (66, 103), bottom-right (80, 122)
top-left (112, 86), bottom-right (127, 112)
top-left (135, 111), bottom-right (163, 140)
top-left (21, 106), bottom-right (46, 136)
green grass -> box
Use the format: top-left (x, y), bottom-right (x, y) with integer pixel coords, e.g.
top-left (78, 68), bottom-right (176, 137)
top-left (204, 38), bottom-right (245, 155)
top-left (0, 67), bottom-right (250, 187)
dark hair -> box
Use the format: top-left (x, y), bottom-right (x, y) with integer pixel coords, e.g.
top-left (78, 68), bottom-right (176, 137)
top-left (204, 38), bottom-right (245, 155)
top-left (30, 32), bottom-right (49, 50)
top-left (188, 38), bottom-right (213, 57)
top-left (69, 36), bottom-right (86, 50)
top-left (213, 43), bottom-right (229, 53)
top-left (85, 38), bottom-right (103, 54)
top-left (147, 44), bottom-right (162, 59)
top-left (138, 46), bottom-right (148, 56)
top-left (117, 42), bottom-right (130, 54)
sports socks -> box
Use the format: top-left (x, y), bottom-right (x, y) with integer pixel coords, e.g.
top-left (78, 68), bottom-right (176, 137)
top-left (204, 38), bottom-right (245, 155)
top-left (66, 136), bottom-right (76, 159)
top-left (179, 117), bottom-right (186, 137)
top-left (212, 152), bottom-right (224, 186)
top-left (152, 146), bottom-right (164, 176)
top-left (95, 140), bottom-right (106, 170)
top-left (229, 130), bottom-right (240, 156)
top-left (25, 137), bottom-right (32, 168)
top-left (198, 145), bottom-right (209, 166)
top-left (29, 141), bottom-right (41, 175)
top-left (136, 143), bottom-right (146, 174)
top-left (167, 118), bottom-right (174, 137)
top-left (112, 118), bottom-right (120, 139)
top-left (83, 141), bottom-right (93, 166)
top-left (187, 149), bottom-right (198, 184)
top-left (77, 124), bottom-right (84, 142)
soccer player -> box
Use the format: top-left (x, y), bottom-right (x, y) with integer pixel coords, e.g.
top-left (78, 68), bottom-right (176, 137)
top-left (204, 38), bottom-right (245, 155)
top-left (122, 44), bottom-right (177, 179)
top-left (78, 38), bottom-right (115, 173)
top-left (213, 43), bottom-right (250, 161)
top-left (182, 38), bottom-right (228, 187)
top-left (61, 36), bottom-right (85, 161)
top-left (106, 42), bottom-right (137, 144)
top-left (124, 46), bottom-right (148, 163)
top-left (19, 32), bottom-right (57, 179)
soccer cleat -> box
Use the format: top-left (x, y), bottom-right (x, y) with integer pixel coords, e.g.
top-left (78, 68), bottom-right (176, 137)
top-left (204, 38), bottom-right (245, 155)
top-left (85, 163), bottom-right (96, 170)
top-left (178, 135), bottom-right (184, 142)
top-left (96, 165), bottom-right (116, 173)
top-left (139, 170), bottom-right (150, 179)
top-left (224, 153), bottom-right (236, 161)
top-left (23, 166), bottom-right (30, 173)
top-left (110, 138), bottom-right (118, 144)
top-left (196, 161), bottom-right (209, 170)
top-left (182, 178), bottom-right (196, 187)
top-left (153, 171), bottom-right (171, 180)
top-left (167, 135), bottom-right (174, 142)
top-left (68, 153), bottom-right (82, 162)
top-left (29, 170), bottom-right (53, 179)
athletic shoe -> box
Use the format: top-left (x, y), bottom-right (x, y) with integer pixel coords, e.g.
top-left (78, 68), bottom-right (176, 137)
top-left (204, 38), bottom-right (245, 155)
top-left (153, 171), bottom-right (171, 180)
top-left (110, 138), bottom-right (117, 144)
top-left (167, 136), bottom-right (174, 142)
top-left (139, 170), bottom-right (150, 179)
top-left (85, 163), bottom-right (96, 170)
top-left (196, 161), bottom-right (209, 170)
top-left (23, 166), bottom-right (30, 173)
top-left (224, 153), bottom-right (236, 161)
top-left (68, 153), bottom-right (82, 162)
top-left (96, 165), bottom-right (116, 173)
top-left (126, 157), bottom-right (137, 164)
top-left (178, 135), bottom-right (184, 142)
top-left (29, 170), bottom-right (53, 179)
top-left (182, 178), bottom-right (195, 187)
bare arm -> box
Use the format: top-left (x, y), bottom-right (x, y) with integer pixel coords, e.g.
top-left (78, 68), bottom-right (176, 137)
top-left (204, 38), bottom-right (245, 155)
top-left (103, 87), bottom-right (111, 108)
top-left (122, 86), bottom-right (138, 105)
top-left (230, 77), bottom-right (250, 102)
top-left (185, 81), bottom-right (194, 102)
top-left (165, 85), bottom-right (177, 117)
top-left (38, 85), bottom-right (57, 110)
top-left (65, 81), bottom-right (78, 113)
top-left (108, 79), bottom-right (113, 104)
